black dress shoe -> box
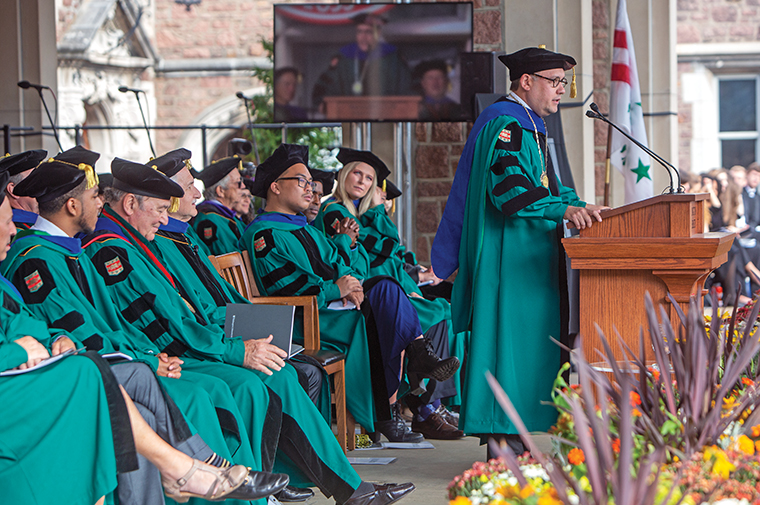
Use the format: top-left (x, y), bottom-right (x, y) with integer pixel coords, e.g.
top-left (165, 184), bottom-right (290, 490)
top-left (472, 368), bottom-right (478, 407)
top-left (369, 403), bottom-right (424, 443)
top-left (225, 469), bottom-right (290, 501)
top-left (342, 482), bottom-right (415, 505)
top-left (275, 485), bottom-right (315, 502)
top-left (406, 337), bottom-right (460, 382)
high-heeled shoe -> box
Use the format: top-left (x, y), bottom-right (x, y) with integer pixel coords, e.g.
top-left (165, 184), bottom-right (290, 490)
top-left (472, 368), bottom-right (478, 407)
top-left (161, 460), bottom-right (248, 503)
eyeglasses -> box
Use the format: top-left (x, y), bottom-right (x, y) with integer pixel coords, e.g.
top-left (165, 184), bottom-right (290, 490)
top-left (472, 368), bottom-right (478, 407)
top-left (276, 176), bottom-right (316, 190)
top-left (532, 73), bottom-right (568, 88)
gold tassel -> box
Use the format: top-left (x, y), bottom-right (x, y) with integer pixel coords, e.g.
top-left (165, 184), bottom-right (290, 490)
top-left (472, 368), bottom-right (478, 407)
top-left (238, 159), bottom-right (243, 172)
top-left (570, 67), bottom-right (577, 99)
top-left (169, 196), bottom-right (180, 213)
top-left (538, 44), bottom-right (546, 49)
top-left (382, 180), bottom-right (386, 192)
top-left (391, 199), bottom-right (395, 216)
top-left (184, 159), bottom-right (193, 171)
top-left (77, 163), bottom-right (98, 189)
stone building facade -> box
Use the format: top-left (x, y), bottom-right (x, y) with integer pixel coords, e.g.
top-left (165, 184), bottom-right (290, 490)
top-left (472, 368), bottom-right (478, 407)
top-left (675, 0), bottom-right (760, 174)
top-left (49, 0), bottom-right (682, 264)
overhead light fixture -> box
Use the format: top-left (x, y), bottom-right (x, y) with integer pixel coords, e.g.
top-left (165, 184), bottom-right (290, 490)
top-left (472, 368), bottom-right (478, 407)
top-left (174, 0), bottom-right (201, 11)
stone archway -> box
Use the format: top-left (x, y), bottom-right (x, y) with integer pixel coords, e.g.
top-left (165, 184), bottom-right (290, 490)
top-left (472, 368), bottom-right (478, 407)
top-left (175, 87), bottom-right (265, 170)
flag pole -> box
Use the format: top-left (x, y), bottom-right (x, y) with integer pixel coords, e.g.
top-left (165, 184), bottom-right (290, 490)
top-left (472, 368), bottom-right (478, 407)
top-left (604, 123), bottom-right (612, 206)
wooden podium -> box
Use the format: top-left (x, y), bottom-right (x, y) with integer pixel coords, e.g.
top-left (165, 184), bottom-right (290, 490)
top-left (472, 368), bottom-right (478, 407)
top-left (562, 193), bottom-right (734, 364)
top-left (323, 96), bottom-right (421, 121)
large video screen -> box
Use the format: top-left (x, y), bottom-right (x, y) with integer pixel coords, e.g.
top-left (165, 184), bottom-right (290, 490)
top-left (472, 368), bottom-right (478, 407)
top-left (273, 3), bottom-right (473, 123)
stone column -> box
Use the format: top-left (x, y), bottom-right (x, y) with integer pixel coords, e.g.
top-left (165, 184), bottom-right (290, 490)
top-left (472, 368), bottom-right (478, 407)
top-left (0, 0), bottom-right (58, 154)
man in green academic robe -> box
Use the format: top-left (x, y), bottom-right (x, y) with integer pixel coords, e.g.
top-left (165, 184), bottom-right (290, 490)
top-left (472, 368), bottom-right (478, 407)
top-left (431, 47), bottom-right (607, 455)
top-left (242, 143), bottom-right (461, 445)
top-left (88, 155), bottom-right (415, 505)
top-left (192, 156), bottom-right (247, 255)
top-left (2, 147), bottom-right (290, 505)
top-left (0, 150), bottom-right (287, 505)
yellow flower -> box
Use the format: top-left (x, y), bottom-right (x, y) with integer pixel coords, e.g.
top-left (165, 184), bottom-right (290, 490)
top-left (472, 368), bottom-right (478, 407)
top-left (737, 434), bottom-right (755, 455)
top-left (519, 485), bottom-right (534, 498)
top-left (480, 474), bottom-right (489, 482)
top-left (495, 485), bottom-right (520, 499)
top-left (537, 489), bottom-right (563, 505)
top-left (450, 497), bottom-right (472, 505)
top-left (578, 476), bottom-right (592, 493)
top-left (723, 396), bottom-right (737, 410)
top-left (711, 456), bottom-right (736, 479)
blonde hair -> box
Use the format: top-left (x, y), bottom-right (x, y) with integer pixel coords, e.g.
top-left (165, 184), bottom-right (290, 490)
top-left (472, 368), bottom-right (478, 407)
top-left (333, 161), bottom-right (378, 217)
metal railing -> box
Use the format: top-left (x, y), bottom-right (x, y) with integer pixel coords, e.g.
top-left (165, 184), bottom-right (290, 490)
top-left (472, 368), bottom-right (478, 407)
top-left (3, 122), bottom-right (341, 167)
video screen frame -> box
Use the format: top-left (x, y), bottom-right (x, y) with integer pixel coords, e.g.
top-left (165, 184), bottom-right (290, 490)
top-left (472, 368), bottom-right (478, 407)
top-left (273, 2), bottom-right (474, 123)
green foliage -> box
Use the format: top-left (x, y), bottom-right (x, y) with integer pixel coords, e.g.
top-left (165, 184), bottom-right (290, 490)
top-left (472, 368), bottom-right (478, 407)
top-left (247, 39), bottom-right (341, 169)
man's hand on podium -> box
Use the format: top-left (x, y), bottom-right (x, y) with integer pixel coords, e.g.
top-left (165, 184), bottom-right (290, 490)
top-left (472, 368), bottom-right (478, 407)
top-left (564, 204), bottom-right (608, 230)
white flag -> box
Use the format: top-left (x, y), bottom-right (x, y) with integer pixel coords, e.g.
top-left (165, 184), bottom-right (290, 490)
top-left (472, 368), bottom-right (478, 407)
top-left (609, 0), bottom-right (653, 204)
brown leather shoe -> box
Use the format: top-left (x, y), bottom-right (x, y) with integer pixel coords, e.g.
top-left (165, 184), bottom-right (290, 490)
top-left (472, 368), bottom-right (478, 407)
top-left (435, 405), bottom-right (460, 428)
top-left (411, 412), bottom-right (464, 440)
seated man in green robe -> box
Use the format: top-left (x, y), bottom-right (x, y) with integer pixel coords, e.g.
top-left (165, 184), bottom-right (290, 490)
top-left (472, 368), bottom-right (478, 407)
top-left (242, 143), bottom-right (461, 444)
top-left (0, 168), bottom-right (283, 505)
top-left (192, 156), bottom-right (248, 256)
top-left (84, 156), bottom-right (415, 505)
top-left (0, 149), bottom-right (46, 231)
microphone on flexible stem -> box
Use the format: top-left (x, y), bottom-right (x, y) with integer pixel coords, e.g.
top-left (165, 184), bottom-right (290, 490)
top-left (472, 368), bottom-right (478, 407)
top-left (585, 103), bottom-right (682, 194)
top-left (17, 80), bottom-right (63, 151)
top-left (118, 86), bottom-right (155, 158)
top-left (236, 91), bottom-right (260, 165)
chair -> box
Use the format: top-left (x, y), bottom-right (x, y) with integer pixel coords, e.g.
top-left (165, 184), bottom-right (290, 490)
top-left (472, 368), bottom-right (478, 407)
top-left (211, 251), bottom-right (355, 452)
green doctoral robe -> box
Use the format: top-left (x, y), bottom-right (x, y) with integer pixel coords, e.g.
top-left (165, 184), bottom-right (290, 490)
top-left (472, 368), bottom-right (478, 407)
top-left (0, 276), bottom-right (118, 505)
top-left (192, 201), bottom-right (246, 256)
top-left (442, 100), bottom-right (585, 435)
top-left (89, 206), bottom-right (360, 493)
top-left (152, 217), bottom-right (332, 423)
top-left (315, 201), bottom-right (451, 332)
top-left (242, 212), bottom-right (378, 431)
top-left (0, 228), bottom-right (263, 497)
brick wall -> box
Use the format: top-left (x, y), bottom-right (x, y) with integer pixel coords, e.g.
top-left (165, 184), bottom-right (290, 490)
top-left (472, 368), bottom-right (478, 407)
top-left (592, 0), bottom-right (610, 199)
top-left (676, 0), bottom-right (760, 173)
top-left (412, 0), bottom-right (502, 264)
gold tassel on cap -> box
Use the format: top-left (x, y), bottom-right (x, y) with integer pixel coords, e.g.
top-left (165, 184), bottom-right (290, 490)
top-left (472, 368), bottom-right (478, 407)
top-left (382, 180), bottom-right (386, 192)
top-left (78, 163), bottom-right (99, 190)
top-left (55, 158), bottom-right (98, 189)
top-left (570, 67), bottom-right (577, 99)
top-left (169, 196), bottom-right (180, 213)
top-left (538, 44), bottom-right (546, 49)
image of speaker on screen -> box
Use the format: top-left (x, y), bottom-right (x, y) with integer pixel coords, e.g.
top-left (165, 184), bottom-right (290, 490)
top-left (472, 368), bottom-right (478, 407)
top-left (311, 13), bottom-right (412, 107)
top-left (274, 67), bottom-right (309, 123)
top-left (273, 3), bottom-right (473, 122)
top-left (414, 60), bottom-right (467, 122)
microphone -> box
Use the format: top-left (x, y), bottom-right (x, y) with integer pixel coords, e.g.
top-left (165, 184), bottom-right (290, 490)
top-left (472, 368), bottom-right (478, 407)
top-left (585, 102), bottom-right (682, 194)
top-left (118, 86), bottom-right (144, 94)
top-left (17, 80), bottom-right (50, 91)
top-left (235, 91), bottom-right (260, 164)
top-left (17, 80), bottom-right (62, 151)
top-left (118, 86), bottom-right (155, 157)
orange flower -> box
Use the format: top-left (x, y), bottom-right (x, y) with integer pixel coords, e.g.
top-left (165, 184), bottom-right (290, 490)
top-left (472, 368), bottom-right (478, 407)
top-left (568, 448), bottom-right (585, 465)
top-left (612, 438), bottom-right (621, 453)
top-left (743, 377), bottom-right (755, 387)
top-left (632, 408), bottom-right (642, 418)
top-left (630, 391), bottom-right (642, 407)
top-left (650, 368), bottom-right (661, 382)
top-left (752, 425), bottom-right (760, 438)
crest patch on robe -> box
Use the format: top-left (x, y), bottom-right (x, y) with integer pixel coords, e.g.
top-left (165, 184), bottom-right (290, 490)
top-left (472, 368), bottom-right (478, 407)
top-left (204, 228), bottom-right (213, 239)
top-left (254, 237), bottom-right (266, 252)
top-left (105, 257), bottom-right (124, 276)
top-left (331, 218), bottom-right (340, 231)
top-left (24, 270), bottom-right (43, 292)
top-left (495, 122), bottom-right (522, 152)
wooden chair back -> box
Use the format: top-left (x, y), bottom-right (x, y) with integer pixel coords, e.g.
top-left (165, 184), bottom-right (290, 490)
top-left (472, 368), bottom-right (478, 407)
top-left (212, 251), bottom-right (255, 301)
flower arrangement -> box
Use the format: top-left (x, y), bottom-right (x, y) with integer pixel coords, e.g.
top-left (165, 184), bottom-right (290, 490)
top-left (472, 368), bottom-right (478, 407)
top-left (448, 291), bottom-right (760, 505)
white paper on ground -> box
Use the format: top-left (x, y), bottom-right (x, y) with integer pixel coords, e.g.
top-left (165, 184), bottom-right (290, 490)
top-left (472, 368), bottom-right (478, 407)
top-left (381, 441), bottom-right (435, 449)
top-left (347, 457), bottom-right (397, 465)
